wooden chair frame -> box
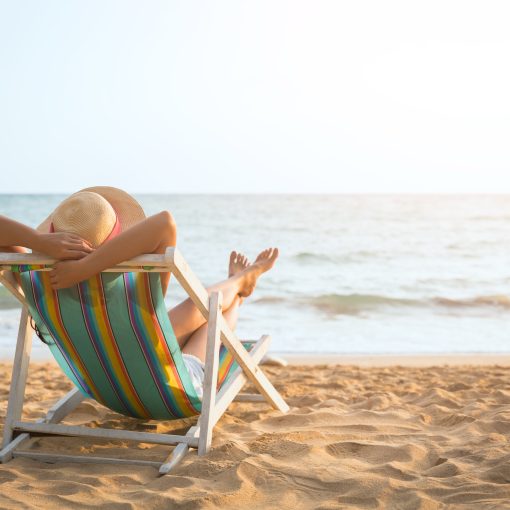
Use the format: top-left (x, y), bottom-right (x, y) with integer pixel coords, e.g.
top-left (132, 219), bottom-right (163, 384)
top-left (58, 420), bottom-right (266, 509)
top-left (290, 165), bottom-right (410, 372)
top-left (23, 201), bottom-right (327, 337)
top-left (0, 247), bottom-right (289, 474)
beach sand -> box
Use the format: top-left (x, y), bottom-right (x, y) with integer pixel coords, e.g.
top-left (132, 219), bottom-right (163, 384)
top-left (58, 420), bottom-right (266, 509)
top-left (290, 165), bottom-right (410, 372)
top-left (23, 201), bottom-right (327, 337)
top-left (1, 359), bottom-right (510, 509)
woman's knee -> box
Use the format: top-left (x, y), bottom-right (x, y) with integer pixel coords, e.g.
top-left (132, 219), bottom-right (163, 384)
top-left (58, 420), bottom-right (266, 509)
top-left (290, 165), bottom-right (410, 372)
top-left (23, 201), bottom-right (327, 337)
top-left (157, 210), bottom-right (177, 244)
top-left (150, 211), bottom-right (177, 254)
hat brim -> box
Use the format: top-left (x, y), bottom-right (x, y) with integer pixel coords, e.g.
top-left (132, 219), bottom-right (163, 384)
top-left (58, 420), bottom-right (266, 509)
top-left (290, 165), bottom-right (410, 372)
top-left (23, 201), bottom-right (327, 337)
top-left (36, 186), bottom-right (146, 234)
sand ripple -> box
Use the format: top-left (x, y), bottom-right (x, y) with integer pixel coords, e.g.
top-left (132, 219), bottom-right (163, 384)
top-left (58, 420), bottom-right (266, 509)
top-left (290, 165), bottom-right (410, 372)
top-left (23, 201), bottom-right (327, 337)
top-left (1, 362), bottom-right (510, 508)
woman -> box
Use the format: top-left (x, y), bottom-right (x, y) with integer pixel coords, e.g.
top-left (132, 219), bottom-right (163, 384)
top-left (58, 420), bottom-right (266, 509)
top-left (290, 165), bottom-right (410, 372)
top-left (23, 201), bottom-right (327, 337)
top-left (2, 187), bottom-right (278, 400)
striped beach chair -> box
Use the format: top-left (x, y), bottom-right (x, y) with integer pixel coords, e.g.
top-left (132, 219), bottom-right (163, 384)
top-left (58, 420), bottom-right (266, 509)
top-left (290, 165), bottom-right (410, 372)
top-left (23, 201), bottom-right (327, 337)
top-left (0, 248), bottom-right (289, 473)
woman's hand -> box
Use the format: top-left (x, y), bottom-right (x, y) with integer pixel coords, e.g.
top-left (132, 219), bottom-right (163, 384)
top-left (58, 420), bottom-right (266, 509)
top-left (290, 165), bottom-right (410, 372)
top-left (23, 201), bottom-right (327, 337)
top-left (36, 232), bottom-right (93, 260)
top-left (0, 215), bottom-right (93, 259)
top-left (49, 259), bottom-right (93, 289)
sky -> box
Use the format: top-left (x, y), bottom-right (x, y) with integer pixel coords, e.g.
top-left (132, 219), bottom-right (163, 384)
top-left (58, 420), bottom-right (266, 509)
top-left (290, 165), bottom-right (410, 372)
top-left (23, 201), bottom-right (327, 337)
top-left (1, 1), bottom-right (509, 194)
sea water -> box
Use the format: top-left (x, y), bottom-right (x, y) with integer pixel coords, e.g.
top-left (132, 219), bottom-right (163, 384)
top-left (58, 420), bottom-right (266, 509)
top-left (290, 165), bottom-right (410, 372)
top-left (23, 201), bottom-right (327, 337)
top-left (1, 194), bottom-right (509, 359)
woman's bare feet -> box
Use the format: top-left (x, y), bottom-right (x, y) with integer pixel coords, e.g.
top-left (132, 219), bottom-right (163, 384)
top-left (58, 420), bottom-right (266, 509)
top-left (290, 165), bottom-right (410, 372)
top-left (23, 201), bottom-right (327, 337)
top-left (238, 247), bottom-right (279, 298)
top-left (229, 251), bottom-right (249, 277)
top-left (229, 252), bottom-right (250, 305)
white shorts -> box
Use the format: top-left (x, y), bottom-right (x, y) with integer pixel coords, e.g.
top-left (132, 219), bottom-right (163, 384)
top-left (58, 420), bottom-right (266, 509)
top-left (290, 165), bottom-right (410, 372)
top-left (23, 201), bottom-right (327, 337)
top-left (182, 353), bottom-right (205, 401)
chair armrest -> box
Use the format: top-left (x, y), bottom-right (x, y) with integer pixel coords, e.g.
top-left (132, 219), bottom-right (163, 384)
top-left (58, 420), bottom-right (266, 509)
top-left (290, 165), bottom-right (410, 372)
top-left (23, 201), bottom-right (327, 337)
top-left (0, 252), bottom-right (172, 272)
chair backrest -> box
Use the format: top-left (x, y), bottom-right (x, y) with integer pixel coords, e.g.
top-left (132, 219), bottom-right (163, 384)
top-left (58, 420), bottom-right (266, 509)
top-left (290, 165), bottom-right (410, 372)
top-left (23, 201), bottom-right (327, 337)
top-left (19, 269), bottom-right (203, 420)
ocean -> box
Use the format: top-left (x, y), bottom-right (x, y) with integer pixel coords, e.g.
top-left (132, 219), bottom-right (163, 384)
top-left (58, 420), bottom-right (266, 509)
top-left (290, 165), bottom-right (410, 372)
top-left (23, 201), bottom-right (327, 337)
top-left (1, 194), bottom-right (509, 360)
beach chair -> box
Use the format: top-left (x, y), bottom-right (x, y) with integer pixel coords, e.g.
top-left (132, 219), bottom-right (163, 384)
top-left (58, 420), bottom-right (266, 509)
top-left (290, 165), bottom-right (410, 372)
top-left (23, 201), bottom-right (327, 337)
top-left (0, 247), bottom-right (289, 474)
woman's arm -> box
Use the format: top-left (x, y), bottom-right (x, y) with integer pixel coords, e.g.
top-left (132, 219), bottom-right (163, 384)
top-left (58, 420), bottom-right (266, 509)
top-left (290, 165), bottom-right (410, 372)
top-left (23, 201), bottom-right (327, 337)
top-left (0, 215), bottom-right (93, 259)
top-left (49, 211), bottom-right (177, 295)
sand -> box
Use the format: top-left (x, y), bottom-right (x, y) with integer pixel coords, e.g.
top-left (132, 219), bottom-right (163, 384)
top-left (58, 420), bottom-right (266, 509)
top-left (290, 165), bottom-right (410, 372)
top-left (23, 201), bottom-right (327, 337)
top-left (1, 360), bottom-right (510, 509)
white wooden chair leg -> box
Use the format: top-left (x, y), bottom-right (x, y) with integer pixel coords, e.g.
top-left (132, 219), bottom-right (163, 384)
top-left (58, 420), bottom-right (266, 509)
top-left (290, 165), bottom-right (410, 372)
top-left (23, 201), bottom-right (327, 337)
top-left (159, 423), bottom-right (200, 475)
top-left (45, 388), bottom-right (84, 424)
top-left (0, 433), bottom-right (31, 462)
top-left (0, 388), bottom-right (84, 462)
top-left (1, 307), bottom-right (33, 459)
top-left (197, 292), bottom-right (222, 456)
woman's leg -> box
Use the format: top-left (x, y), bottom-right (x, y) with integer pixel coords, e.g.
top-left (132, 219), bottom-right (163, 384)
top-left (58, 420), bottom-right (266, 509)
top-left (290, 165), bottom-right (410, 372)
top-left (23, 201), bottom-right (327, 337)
top-left (181, 295), bottom-right (242, 362)
top-left (169, 248), bottom-right (278, 347)
top-left (170, 275), bottom-right (245, 347)
top-left (170, 251), bottom-right (251, 347)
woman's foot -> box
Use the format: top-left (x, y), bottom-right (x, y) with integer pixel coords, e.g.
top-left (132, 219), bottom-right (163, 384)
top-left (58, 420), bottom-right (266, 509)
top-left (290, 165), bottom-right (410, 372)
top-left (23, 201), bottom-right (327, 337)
top-left (229, 251), bottom-right (249, 277)
top-left (238, 247), bottom-right (279, 298)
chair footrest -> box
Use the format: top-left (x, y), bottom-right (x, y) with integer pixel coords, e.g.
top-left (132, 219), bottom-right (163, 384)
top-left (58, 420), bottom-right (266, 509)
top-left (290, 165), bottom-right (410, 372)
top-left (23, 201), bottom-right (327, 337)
top-left (13, 421), bottom-right (199, 447)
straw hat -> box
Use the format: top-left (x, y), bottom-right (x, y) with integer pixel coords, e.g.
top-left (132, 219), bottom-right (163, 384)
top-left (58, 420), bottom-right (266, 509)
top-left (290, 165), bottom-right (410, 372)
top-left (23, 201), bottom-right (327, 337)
top-left (37, 186), bottom-right (146, 248)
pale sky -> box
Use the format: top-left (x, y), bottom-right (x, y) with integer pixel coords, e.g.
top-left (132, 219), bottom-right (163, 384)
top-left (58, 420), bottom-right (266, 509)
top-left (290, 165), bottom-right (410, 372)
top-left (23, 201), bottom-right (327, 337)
top-left (1, 1), bottom-right (509, 194)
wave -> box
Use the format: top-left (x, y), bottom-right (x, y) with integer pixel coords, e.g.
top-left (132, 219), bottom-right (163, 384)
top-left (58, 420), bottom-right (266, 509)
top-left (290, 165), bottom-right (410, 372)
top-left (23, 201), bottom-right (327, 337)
top-left (252, 296), bottom-right (288, 305)
top-left (2, 279), bottom-right (509, 318)
top-left (306, 293), bottom-right (510, 315)
top-left (294, 252), bottom-right (331, 262)
top-left (433, 295), bottom-right (510, 309)
top-left (293, 251), bottom-right (381, 265)
top-left (307, 293), bottom-right (420, 315)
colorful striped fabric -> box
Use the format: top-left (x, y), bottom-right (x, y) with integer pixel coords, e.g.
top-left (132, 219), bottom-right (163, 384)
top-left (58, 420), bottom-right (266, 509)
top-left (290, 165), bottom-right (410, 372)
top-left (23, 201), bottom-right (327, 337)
top-left (1, 264), bottom-right (156, 272)
top-left (2, 264), bottom-right (52, 273)
top-left (18, 270), bottom-right (253, 420)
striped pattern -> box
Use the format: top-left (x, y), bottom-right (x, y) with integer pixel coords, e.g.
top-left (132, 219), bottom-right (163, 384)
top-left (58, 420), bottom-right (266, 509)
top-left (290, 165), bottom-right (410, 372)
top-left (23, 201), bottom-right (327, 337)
top-left (18, 269), bottom-right (253, 420)
top-left (27, 270), bottom-right (100, 401)
top-left (1, 264), bottom-right (155, 272)
top-left (2, 264), bottom-right (51, 272)
top-left (218, 341), bottom-right (255, 391)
